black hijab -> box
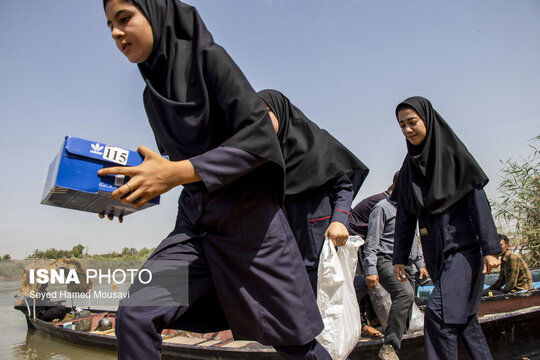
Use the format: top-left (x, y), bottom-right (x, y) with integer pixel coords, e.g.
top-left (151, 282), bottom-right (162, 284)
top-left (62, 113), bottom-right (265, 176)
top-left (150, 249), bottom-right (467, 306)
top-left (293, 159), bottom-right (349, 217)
top-left (391, 96), bottom-right (488, 216)
top-left (106, 0), bottom-right (285, 192)
top-left (257, 89), bottom-right (369, 197)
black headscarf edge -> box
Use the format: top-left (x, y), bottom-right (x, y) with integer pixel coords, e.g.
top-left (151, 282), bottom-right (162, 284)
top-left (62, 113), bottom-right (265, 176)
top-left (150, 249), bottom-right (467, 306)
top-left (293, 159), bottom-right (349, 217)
top-left (392, 96), bottom-right (489, 216)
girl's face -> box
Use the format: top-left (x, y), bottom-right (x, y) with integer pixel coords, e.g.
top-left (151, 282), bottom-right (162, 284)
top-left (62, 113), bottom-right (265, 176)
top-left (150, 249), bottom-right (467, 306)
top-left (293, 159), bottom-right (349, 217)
top-left (397, 108), bottom-right (427, 146)
top-left (105, 0), bottom-right (153, 63)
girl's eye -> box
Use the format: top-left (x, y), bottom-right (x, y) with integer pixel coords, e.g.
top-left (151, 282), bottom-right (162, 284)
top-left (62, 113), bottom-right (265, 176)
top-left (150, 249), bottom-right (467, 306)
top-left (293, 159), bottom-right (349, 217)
top-left (121, 16), bottom-right (131, 24)
top-left (399, 123), bottom-right (406, 129)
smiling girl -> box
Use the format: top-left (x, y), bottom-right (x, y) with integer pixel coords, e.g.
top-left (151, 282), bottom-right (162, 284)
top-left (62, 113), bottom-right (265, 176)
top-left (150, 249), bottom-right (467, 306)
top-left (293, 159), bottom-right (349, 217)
top-left (391, 96), bottom-right (501, 359)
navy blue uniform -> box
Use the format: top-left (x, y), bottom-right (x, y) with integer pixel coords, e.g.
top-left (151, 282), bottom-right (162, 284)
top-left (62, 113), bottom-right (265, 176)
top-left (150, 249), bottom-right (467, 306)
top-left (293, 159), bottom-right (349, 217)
top-left (393, 188), bottom-right (502, 359)
top-left (284, 174), bottom-right (354, 292)
top-left (116, 146), bottom-right (330, 360)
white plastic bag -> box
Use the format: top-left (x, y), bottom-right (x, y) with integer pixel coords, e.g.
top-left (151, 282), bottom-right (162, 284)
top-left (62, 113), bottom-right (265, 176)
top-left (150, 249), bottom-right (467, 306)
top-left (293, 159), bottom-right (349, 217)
top-left (316, 236), bottom-right (364, 360)
top-left (368, 284), bottom-right (424, 333)
top-left (368, 283), bottom-right (391, 331)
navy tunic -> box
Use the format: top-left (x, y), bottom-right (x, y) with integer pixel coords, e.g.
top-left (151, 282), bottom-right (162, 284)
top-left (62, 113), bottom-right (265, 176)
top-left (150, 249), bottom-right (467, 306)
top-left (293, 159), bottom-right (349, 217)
top-left (393, 188), bottom-right (501, 324)
top-left (117, 146), bottom-right (325, 351)
top-left (284, 174), bottom-right (354, 292)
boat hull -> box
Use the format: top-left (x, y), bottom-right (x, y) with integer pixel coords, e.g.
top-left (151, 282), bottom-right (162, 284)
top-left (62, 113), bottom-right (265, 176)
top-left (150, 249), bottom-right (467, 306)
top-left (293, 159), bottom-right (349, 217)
top-left (18, 299), bottom-right (540, 359)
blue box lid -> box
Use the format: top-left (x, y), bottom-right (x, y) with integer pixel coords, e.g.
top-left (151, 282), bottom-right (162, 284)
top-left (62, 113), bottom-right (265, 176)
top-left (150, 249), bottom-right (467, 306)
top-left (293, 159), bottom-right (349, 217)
top-left (64, 137), bottom-right (144, 166)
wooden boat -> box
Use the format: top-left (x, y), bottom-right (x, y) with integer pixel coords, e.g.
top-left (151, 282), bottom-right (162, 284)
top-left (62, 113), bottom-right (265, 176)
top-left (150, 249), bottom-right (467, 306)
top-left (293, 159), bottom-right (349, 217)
top-left (15, 290), bottom-right (540, 359)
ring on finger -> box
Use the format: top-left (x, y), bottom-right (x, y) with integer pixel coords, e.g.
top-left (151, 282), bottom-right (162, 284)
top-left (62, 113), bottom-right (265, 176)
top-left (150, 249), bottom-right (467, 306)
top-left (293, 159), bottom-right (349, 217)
top-left (126, 183), bottom-right (132, 192)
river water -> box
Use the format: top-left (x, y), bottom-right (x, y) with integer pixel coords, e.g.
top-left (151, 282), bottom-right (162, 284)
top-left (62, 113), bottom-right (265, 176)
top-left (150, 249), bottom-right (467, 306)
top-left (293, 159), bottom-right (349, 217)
top-left (0, 281), bottom-right (117, 360)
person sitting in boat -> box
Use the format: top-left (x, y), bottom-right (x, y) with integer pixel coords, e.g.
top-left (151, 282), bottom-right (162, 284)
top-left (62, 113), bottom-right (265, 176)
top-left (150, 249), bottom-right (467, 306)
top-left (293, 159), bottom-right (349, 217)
top-left (483, 234), bottom-right (533, 295)
top-left (362, 170), bottom-right (429, 360)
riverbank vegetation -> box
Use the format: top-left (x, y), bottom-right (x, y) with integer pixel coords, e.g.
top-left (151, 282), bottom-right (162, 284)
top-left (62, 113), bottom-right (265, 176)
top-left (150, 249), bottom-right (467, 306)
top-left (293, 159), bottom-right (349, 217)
top-left (495, 135), bottom-right (540, 268)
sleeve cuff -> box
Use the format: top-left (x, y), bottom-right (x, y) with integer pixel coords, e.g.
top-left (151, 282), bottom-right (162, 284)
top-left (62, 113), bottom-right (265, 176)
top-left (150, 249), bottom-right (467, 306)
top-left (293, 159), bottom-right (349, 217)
top-left (190, 153), bottom-right (221, 192)
top-left (331, 209), bottom-right (350, 228)
top-left (365, 265), bottom-right (378, 276)
top-left (393, 255), bottom-right (410, 266)
top-left (482, 245), bottom-right (502, 256)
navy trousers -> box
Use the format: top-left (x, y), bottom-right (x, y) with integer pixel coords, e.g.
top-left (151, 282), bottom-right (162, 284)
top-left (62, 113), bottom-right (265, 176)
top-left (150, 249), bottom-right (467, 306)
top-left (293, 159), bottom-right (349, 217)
top-left (116, 184), bottom-right (330, 360)
top-left (424, 281), bottom-right (492, 360)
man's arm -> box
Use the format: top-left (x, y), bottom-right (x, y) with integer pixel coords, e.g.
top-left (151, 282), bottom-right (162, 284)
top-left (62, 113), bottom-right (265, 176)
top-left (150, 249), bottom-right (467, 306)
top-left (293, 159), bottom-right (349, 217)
top-left (363, 204), bottom-right (385, 276)
top-left (502, 254), bottom-right (519, 292)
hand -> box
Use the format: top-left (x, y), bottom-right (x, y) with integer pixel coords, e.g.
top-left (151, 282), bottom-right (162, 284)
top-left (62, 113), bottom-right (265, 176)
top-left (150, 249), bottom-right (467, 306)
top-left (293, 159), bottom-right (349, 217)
top-left (325, 221), bottom-right (349, 247)
top-left (394, 264), bottom-right (408, 282)
top-left (418, 267), bottom-right (429, 279)
top-left (365, 274), bottom-right (379, 290)
top-left (98, 211), bottom-right (123, 223)
top-left (97, 146), bottom-right (200, 208)
top-left (483, 254), bottom-right (500, 274)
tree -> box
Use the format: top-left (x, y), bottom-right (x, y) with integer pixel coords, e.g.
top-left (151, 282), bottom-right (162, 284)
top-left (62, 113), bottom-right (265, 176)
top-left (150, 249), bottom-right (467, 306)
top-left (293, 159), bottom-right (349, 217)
top-left (28, 249), bottom-right (44, 259)
top-left (2, 254), bottom-right (11, 261)
top-left (495, 135), bottom-right (540, 268)
top-left (72, 244), bottom-right (85, 258)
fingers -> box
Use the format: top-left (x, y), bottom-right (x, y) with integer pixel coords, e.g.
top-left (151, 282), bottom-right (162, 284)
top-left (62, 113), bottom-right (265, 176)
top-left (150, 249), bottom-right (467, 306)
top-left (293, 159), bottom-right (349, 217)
top-left (393, 268), bottom-right (400, 281)
top-left (365, 280), bottom-right (373, 290)
top-left (325, 222), bottom-right (349, 247)
top-left (99, 210), bottom-right (122, 222)
top-left (394, 265), bottom-right (407, 282)
top-left (484, 260), bottom-right (494, 274)
top-left (122, 185), bottom-right (143, 203)
top-left (365, 276), bottom-right (379, 290)
top-left (137, 145), bottom-right (155, 158)
top-left (112, 183), bottom-right (152, 208)
top-left (98, 166), bottom-right (134, 177)
top-left (98, 210), bottom-right (114, 221)
top-left (111, 181), bottom-right (137, 200)
top-left (131, 196), bottom-right (151, 209)
top-left (330, 235), bottom-right (348, 247)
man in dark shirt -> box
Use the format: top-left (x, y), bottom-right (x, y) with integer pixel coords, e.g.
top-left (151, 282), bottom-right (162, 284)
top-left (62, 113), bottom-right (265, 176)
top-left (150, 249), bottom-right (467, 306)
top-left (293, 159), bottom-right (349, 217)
top-left (484, 234), bottom-right (533, 295)
top-left (350, 190), bottom-right (392, 239)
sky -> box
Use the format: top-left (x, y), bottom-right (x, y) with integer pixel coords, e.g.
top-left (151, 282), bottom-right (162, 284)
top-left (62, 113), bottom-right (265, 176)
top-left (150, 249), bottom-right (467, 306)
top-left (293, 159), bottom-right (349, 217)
top-left (1, 0), bottom-right (539, 259)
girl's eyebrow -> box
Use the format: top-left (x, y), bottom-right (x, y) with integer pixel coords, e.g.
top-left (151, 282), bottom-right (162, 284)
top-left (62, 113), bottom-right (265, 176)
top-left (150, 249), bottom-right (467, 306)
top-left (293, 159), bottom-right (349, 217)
top-left (106, 9), bottom-right (129, 28)
top-left (398, 115), bottom-right (418, 123)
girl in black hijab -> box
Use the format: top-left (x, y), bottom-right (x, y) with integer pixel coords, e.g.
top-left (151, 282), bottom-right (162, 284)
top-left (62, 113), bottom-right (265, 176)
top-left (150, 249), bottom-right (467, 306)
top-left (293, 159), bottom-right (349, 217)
top-left (258, 89), bottom-right (369, 292)
top-left (101, 1), bottom-right (331, 359)
top-left (391, 96), bottom-right (501, 359)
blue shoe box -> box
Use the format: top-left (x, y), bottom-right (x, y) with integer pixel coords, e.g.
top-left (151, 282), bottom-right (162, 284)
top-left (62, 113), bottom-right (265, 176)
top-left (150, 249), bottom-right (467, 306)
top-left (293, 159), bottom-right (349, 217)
top-left (41, 136), bottom-right (160, 217)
